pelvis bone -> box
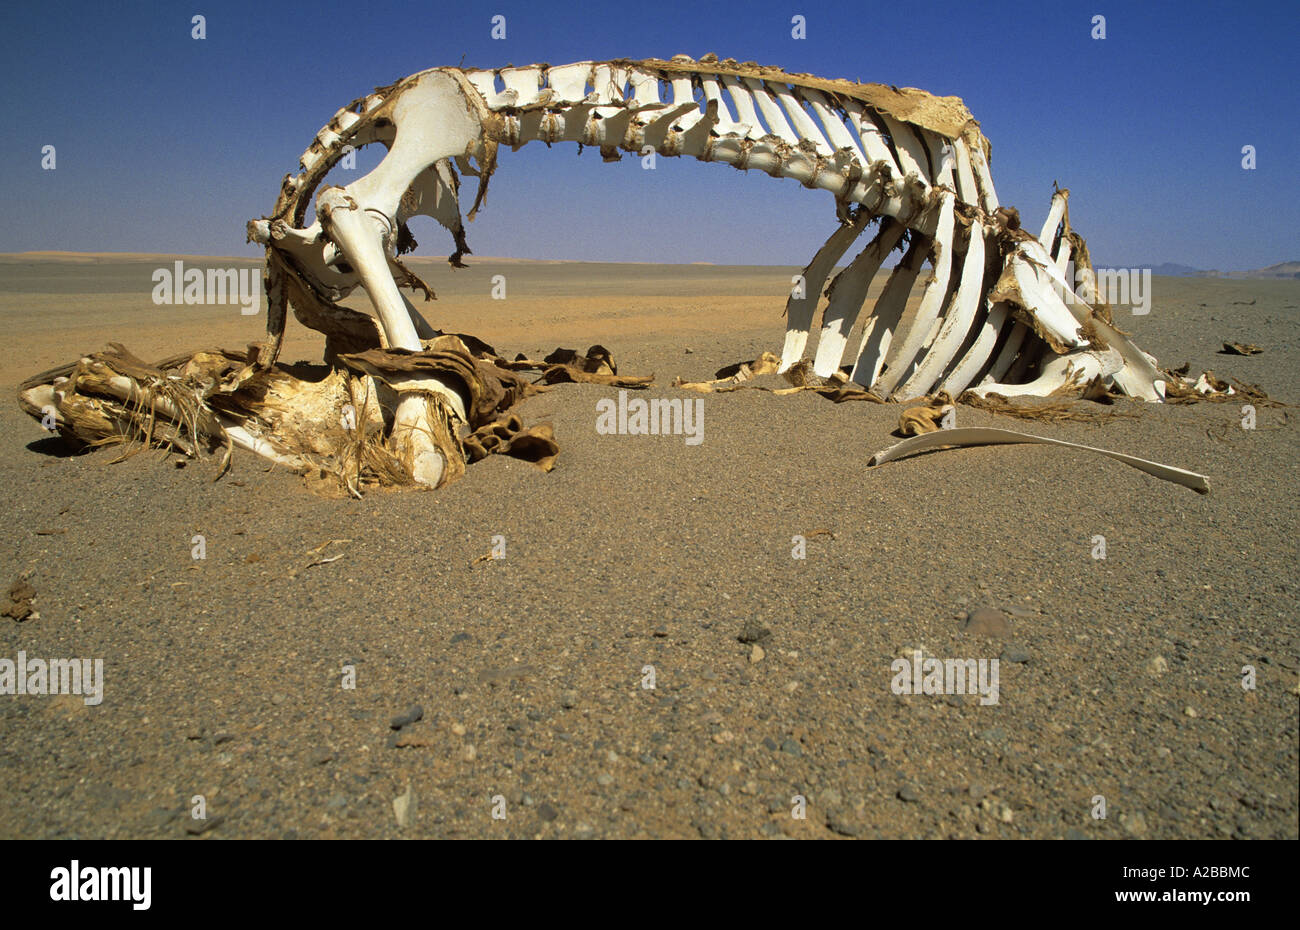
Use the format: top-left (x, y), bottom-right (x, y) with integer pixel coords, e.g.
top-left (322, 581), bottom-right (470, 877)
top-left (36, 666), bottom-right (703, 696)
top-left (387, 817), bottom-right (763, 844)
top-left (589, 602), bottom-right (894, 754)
top-left (21, 56), bottom-right (1234, 491)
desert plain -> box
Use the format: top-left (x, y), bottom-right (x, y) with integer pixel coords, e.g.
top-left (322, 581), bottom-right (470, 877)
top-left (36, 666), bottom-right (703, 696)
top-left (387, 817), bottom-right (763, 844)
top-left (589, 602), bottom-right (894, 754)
top-left (0, 252), bottom-right (1296, 839)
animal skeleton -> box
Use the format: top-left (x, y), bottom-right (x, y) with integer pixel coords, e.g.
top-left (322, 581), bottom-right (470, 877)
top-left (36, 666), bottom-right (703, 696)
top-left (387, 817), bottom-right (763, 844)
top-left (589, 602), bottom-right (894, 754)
top-left (21, 56), bottom-right (1230, 491)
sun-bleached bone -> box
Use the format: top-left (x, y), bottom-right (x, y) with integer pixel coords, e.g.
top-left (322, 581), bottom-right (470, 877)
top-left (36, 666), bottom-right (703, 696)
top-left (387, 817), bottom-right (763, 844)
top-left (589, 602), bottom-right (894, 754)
top-left (878, 114), bottom-right (932, 188)
top-left (873, 191), bottom-right (957, 396)
top-left (849, 235), bottom-right (928, 387)
top-left (967, 346), bottom-right (1122, 398)
top-left (938, 300), bottom-right (1011, 397)
top-left (719, 76), bottom-right (766, 141)
top-left (780, 211), bottom-right (874, 372)
top-left (500, 66), bottom-right (546, 107)
top-left (868, 427), bottom-right (1211, 493)
top-left (1039, 188), bottom-right (1069, 250)
top-left (843, 101), bottom-right (899, 171)
top-left (802, 89), bottom-right (865, 163)
top-left (951, 136), bottom-right (979, 206)
top-left (813, 219), bottom-right (906, 377)
top-left (896, 217), bottom-right (988, 397)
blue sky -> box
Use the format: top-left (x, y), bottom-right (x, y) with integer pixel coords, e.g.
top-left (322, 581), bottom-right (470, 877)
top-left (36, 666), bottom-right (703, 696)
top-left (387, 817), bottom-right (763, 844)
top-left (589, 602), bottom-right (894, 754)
top-left (2, 0), bottom-right (1295, 268)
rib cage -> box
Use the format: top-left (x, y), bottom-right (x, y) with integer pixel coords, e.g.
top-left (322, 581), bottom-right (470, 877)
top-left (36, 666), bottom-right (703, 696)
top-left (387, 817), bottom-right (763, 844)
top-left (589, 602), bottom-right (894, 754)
top-left (250, 55), bottom-right (1169, 409)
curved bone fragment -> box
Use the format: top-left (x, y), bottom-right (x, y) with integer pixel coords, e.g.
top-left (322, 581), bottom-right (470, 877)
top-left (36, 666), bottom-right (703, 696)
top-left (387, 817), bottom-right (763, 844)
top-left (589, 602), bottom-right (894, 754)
top-left (868, 427), bottom-right (1211, 494)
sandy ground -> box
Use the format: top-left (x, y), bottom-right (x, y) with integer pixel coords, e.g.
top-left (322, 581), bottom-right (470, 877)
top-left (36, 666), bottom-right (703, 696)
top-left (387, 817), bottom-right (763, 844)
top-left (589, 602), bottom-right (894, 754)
top-left (0, 254), bottom-right (1296, 840)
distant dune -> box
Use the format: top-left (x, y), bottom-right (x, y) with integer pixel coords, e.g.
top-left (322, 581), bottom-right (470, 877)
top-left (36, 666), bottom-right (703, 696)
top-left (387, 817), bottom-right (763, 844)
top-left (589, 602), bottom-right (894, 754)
top-left (1124, 259), bottom-right (1300, 279)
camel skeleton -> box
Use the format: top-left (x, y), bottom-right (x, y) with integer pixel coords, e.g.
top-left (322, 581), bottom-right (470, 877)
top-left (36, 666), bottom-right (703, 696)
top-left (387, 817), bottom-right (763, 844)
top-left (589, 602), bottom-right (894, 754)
top-left (23, 56), bottom-right (1227, 493)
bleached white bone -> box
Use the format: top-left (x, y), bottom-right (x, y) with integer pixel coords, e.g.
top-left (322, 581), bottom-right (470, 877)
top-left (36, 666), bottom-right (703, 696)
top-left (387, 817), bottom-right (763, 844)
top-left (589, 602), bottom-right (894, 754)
top-left (544, 62), bottom-right (594, 104)
top-left (986, 321), bottom-right (1029, 384)
top-left (843, 102), bottom-right (899, 172)
top-left (801, 89), bottom-right (865, 163)
top-left (966, 141), bottom-right (999, 213)
top-left (719, 75), bottom-right (767, 141)
top-left (813, 219), bottom-right (906, 377)
top-left (896, 217), bottom-right (988, 397)
top-left (780, 211), bottom-right (874, 372)
top-left (629, 69), bottom-right (663, 107)
top-left (741, 79), bottom-right (801, 145)
top-left (938, 300), bottom-right (1010, 397)
top-left (1039, 188), bottom-right (1068, 250)
top-left (968, 346), bottom-right (1121, 398)
top-left (951, 136), bottom-right (979, 207)
top-left (869, 427), bottom-right (1210, 494)
top-left (873, 192), bottom-right (958, 396)
top-left (698, 75), bottom-right (750, 137)
top-left (500, 66), bottom-right (545, 107)
top-left (238, 56), bottom-right (1200, 489)
top-left (849, 235), bottom-right (928, 387)
top-left (879, 114), bottom-right (931, 188)
top-left (920, 130), bottom-right (956, 190)
top-left (772, 86), bottom-right (833, 156)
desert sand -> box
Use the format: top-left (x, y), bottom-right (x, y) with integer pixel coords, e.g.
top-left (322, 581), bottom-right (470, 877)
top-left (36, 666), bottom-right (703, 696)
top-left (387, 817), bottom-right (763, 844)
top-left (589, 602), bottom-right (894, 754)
top-left (0, 253), bottom-right (1296, 839)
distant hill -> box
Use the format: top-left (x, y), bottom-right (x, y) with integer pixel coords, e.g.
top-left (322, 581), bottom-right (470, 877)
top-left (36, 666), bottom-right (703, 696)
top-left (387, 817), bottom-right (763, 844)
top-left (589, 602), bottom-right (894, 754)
top-left (1142, 262), bottom-right (1208, 277)
top-left (1110, 260), bottom-right (1300, 279)
top-left (1245, 261), bottom-right (1300, 278)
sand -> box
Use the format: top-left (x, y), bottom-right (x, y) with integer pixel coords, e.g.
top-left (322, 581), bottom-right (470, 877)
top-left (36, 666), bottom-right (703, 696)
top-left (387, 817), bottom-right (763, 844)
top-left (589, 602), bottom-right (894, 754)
top-left (0, 253), bottom-right (1296, 839)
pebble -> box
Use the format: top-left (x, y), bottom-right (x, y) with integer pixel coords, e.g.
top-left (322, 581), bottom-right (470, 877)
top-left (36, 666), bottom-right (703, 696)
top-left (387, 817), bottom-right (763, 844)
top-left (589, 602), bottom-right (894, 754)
top-left (750, 644), bottom-right (765, 664)
top-left (963, 607), bottom-right (1012, 638)
top-left (780, 739), bottom-right (803, 757)
top-left (738, 622), bottom-right (771, 644)
top-left (1183, 706), bottom-right (1198, 718)
top-left (537, 803), bottom-right (558, 822)
top-left (451, 722), bottom-right (466, 736)
top-left (597, 773), bottom-right (614, 786)
top-left (390, 705), bottom-right (423, 730)
top-left (1146, 655), bottom-right (1169, 676)
top-left (185, 815), bottom-right (225, 836)
top-left (1122, 811), bottom-right (1149, 837)
top-left (897, 784), bottom-right (921, 803)
top-left (560, 692), bottom-right (579, 709)
top-left (1001, 644), bottom-right (1031, 664)
top-left (825, 811), bottom-right (862, 837)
